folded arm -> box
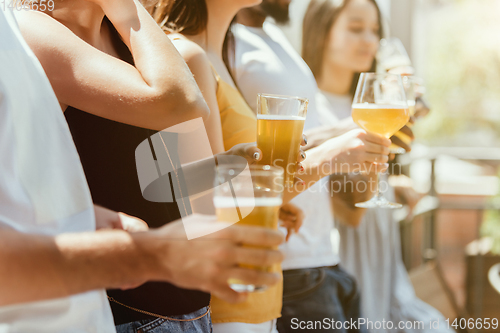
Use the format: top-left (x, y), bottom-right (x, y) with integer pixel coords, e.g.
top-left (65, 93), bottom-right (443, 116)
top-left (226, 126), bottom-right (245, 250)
top-left (15, 0), bottom-right (209, 130)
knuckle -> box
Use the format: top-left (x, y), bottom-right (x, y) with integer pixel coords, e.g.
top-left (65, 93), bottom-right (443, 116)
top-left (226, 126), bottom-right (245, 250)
top-left (247, 269), bottom-right (260, 284)
top-left (258, 250), bottom-right (271, 265)
top-left (275, 250), bottom-right (285, 262)
top-left (205, 264), bottom-right (221, 278)
top-left (219, 247), bottom-right (234, 262)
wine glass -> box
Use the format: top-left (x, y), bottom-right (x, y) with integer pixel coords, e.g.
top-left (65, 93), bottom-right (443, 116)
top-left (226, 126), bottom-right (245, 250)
top-left (351, 73), bottom-right (410, 209)
top-left (377, 37), bottom-right (413, 74)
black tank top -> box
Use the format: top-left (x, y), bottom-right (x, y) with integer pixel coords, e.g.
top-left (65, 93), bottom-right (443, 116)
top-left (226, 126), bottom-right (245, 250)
top-left (64, 19), bottom-right (210, 325)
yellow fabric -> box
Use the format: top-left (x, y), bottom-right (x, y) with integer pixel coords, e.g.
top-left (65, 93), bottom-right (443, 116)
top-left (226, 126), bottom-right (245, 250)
top-left (214, 71), bottom-right (257, 151)
top-left (210, 68), bottom-right (283, 324)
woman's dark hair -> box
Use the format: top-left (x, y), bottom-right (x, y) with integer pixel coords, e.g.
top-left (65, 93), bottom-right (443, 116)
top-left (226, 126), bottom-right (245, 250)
top-left (144, 0), bottom-right (208, 35)
top-left (302, 0), bottom-right (384, 97)
top-left (143, 0), bottom-right (236, 81)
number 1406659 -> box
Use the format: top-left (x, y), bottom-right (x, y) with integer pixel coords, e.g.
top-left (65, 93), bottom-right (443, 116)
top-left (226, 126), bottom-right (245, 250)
top-left (1, 0), bottom-right (54, 12)
top-left (445, 318), bottom-right (499, 330)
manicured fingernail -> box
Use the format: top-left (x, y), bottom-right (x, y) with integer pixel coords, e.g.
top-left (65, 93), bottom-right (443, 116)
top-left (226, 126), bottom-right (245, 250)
top-left (300, 165), bottom-right (305, 171)
top-left (301, 152), bottom-right (306, 159)
top-left (253, 152), bottom-right (260, 160)
top-left (304, 137), bottom-right (308, 145)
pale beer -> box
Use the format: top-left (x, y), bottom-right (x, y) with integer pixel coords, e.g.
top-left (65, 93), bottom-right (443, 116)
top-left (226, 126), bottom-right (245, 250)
top-left (352, 103), bottom-right (409, 138)
top-left (257, 115), bottom-right (305, 187)
top-left (215, 197), bottom-right (282, 291)
top-left (213, 164), bottom-right (284, 292)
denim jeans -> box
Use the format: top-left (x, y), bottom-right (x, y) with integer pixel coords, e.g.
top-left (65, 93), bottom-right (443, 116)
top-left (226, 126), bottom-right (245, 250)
top-left (277, 266), bottom-right (366, 333)
top-left (115, 306), bottom-right (212, 333)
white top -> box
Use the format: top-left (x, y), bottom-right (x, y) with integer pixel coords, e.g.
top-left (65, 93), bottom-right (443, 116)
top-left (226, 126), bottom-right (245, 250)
top-left (233, 22), bottom-right (339, 270)
top-left (317, 90), bottom-right (452, 332)
top-left (0, 9), bottom-right (116, 333)
top-left (316, 90), bottom-right (353, 124)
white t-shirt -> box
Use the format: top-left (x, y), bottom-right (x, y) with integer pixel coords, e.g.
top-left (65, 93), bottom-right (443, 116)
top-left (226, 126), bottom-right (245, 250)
top-left (0, 9), bottom-right (115, 333)
top-left (233, 22), bottom-right (339, 270)
top-left (316, 90), bottom-right (353, 125)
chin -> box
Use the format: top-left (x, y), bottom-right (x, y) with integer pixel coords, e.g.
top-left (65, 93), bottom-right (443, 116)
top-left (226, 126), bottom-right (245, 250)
top-left (352, 62), bottom-right (375, 73)
top-left (242, 0), bottom-right (262, 7)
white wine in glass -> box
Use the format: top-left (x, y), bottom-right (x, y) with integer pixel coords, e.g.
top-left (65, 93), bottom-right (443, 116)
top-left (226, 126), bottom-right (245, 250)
top-left (351, 73), bottom-right (409, 209)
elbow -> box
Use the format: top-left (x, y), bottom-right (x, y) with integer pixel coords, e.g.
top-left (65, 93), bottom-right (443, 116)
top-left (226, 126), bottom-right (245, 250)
top-left (164, 87), bottom-right (210, 123)
top-left (186, 95), bottom-right (210, 121)
top-left (146, 88), bottom-right (209, 130)
top-left (346, 213), bottom-right (364, 227)
top-left (335, 210), bottom-right (365, 228)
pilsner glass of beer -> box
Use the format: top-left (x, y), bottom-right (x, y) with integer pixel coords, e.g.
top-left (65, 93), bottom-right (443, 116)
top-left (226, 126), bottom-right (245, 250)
top-left (256, 94), bottom-right (308, 188)
top-left (213, 164), bottom-right (284, 292)
top-left (351, 72), bottom-right (409, 209)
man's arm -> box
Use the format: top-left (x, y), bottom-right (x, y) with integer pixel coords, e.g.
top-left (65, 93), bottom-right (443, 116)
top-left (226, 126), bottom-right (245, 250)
top-left (94, 205), bottom-right (148, 232)
top-left (0, 217), bottom-right (284, 307)
top-left (0, 227), bottom-right (148, 307)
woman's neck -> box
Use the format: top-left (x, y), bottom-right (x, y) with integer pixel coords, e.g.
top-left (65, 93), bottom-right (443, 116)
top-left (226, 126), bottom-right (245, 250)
top-left (49, 0), bottom-right (105, 47)
top-left (317, 62), bottom-right (354, 96)
top-left (189, 2), bottom-right (239, 58)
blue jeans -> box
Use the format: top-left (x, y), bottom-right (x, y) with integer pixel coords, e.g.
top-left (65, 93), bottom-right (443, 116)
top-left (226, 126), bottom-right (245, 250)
top-left (277, 266), bottom-right (366, 333)
top-left (115, 306), bottom-right (212, 333)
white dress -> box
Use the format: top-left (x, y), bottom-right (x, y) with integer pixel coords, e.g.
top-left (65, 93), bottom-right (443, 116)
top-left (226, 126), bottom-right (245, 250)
top-left (317, 90), bottom-right (453, 333)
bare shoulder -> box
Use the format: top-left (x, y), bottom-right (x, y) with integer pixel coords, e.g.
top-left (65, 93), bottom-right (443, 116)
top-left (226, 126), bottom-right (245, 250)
top-left (168, 35), bottom-right (211, 69)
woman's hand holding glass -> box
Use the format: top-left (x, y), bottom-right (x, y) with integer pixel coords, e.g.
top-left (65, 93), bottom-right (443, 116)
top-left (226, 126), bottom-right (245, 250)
top-left (350, 72), bottom-right (410, 209)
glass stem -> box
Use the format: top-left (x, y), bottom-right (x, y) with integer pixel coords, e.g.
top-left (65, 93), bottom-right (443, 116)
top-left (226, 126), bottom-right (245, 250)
top-left (375, 172), bottom-right (381, 198)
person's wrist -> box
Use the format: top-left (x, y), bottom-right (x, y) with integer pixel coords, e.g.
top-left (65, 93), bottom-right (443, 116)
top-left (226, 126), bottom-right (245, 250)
top-left (131, 230), bottom-right (171, 283)
top-left (99, 0), bottom-right (140, 34)
top-left (320, 144), bottom-right (343, 176)
top-left (301, 146), bottom-right (323, 177)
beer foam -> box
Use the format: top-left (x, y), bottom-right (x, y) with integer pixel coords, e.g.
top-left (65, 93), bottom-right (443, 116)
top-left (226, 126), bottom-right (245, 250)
top-left (352, 103), bottom-right (407, 109)
top-left (214, 197), bottom-right (283, 208)
top-left (257, 114), bottom-right (306, 121)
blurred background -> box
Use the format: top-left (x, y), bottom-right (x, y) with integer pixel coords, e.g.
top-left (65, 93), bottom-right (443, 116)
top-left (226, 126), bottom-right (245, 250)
top-left (279, 0), bottom-right (500, 329)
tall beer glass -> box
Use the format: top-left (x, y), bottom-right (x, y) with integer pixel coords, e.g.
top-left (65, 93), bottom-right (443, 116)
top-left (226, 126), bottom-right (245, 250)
top-left (351, 73), bottom-right (409, 209)
top-left (213, 164), bottom-right (284, 292)
top-left (256, 94), bottom-right (308, 187)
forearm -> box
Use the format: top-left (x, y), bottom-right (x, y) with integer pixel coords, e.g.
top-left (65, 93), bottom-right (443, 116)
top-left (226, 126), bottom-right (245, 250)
top-left (0, 228), bottom-right (153, 307)
top-left (304, 119), bottom-right (358, 150)
top-left (331, 197), bottom-right (366, 227)
top-left (329, 174), bottom-right (374, 227)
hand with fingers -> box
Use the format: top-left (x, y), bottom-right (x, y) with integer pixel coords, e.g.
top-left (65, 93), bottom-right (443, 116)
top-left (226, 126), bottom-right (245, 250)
top-left (221, 135), bottom-right (308, 187)
top-left (220, 142), bottom-right (264, 165)
top-left (148, 216), bottom-right (285, 303)
top-left (278, 203), bottom-right (304, 241)
top-left (94, 205), bottom-right (149, 232)
top-left (314, 129), bottom-right (391, 175)
top-left (389, 117), bottom-right (415, 157)
top-left (294, 134), bottom-right (308, 185)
